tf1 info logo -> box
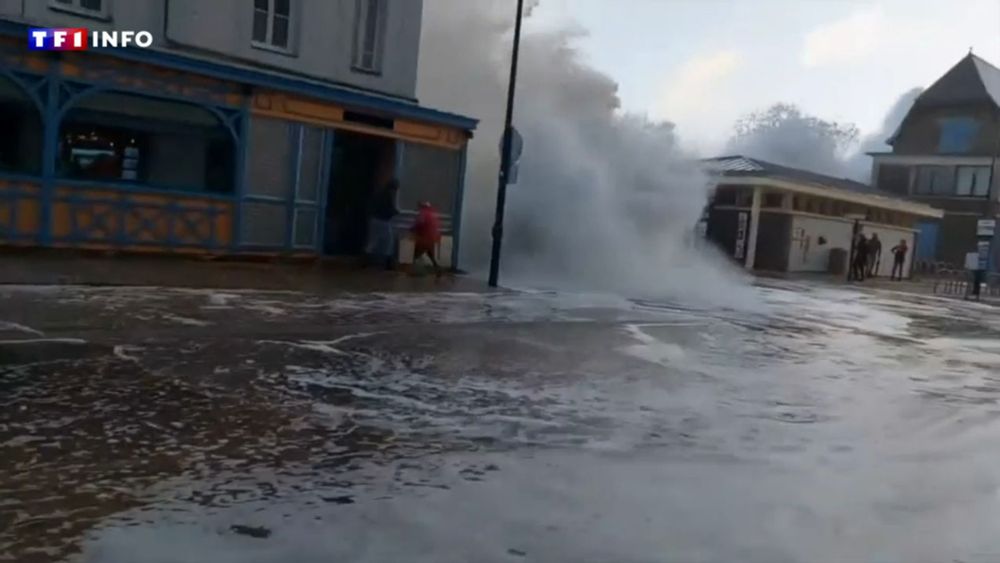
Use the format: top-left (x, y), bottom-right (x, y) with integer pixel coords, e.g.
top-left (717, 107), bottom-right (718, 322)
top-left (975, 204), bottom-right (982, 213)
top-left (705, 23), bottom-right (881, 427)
top-left (28, 28), bottom-right (154, 51)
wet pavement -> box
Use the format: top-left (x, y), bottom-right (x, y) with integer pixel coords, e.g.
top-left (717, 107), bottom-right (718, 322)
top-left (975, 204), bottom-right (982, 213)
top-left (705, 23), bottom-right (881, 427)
top-left (2, 282), bottom-right (1000, 562)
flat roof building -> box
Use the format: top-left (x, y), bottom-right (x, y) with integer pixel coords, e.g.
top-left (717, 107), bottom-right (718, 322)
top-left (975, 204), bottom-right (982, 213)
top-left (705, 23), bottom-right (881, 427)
top-left (704, 156), bottom-right (943, 278)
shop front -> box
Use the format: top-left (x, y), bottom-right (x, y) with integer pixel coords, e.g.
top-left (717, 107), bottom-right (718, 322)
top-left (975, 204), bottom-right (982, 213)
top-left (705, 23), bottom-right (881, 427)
top-left (0, 23), bottom-right (476, 266)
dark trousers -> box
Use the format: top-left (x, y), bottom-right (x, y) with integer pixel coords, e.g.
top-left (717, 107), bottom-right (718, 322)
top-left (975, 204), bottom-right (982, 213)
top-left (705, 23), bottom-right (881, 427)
top-left (850, 257), bottom-right (867, 281)
top-left (890, 257), bottom-right (905, 280)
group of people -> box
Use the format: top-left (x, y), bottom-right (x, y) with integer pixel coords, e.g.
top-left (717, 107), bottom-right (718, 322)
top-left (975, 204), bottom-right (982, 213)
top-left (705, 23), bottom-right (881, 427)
top-left (365, 178), bottom-right (443, 276)
top-left (849, 232), bottom-right (909, 282)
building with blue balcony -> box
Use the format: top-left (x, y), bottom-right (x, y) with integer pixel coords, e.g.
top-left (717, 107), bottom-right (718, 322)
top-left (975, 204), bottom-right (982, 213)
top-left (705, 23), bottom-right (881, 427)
top-left (0, 0), bottom-right (476, 267)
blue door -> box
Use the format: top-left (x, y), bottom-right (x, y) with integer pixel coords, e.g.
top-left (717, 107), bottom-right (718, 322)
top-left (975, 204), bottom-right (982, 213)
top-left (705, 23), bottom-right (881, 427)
top-left (915, 221), bottom-right (939, 261)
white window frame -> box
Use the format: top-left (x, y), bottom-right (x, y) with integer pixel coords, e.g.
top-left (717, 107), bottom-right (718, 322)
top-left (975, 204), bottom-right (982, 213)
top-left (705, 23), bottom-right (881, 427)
top-left (252, 0), bottom-right (296, 55)
top-left (955, 165), bottom-right (992, 197)
top-left (352, 0), bottom-right (387, 74)
top-left (914, 165), bottom-right (953, 196)
top-left (48, 0), bottom-right (111, 20)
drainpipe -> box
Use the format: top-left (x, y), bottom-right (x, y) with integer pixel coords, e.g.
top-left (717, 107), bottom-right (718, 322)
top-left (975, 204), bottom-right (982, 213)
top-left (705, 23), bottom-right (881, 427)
top-left (744, 186), bottom-right (761, 270)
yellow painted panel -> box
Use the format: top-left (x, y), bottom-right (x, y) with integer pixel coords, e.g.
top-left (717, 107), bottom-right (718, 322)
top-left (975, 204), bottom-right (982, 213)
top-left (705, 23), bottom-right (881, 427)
top-left (394, 120), bottom-right (444, 142)
top-left (285, 96), bottom-right (345, 122)
top-left (175, 212), bottom-right (211, 244)
top-left (252, 91), bottom-right (467, 150)
top-left (60, 62), bottom-right (82, 77)
top-left (215, 212), bottom-right (233, 246)
top-left (253, 92), bottom-right (344, 123)
top-left (125, 208), bottom-right (169, 242)
top-left (52, 203), bottom-right (72, 238)
top-left (17, 199), bottom-right (40, 234)
top-left (25, 55), bottom-right (49, 73)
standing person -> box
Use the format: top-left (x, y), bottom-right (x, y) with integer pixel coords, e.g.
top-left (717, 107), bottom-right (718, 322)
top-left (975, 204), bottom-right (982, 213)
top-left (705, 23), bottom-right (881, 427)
top-left (890, 239), bottom-right (908, 281)
top-left (367, 178), bottom-right (400, 270)
top-left (867, 233), bottom-right (882, 278)
top-left (851, 233), bottom-right (869, 281)
top-left (410, 201), bottom-right (442, 277)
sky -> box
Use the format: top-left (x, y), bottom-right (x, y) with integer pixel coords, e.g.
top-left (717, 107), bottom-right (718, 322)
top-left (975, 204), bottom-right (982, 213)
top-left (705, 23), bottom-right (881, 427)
top-left (527, 0), bottom-right (1000, 154)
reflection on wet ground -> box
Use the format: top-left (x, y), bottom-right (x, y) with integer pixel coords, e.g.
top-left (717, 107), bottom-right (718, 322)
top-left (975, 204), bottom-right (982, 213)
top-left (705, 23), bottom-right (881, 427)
top-left (2, 282), bottom-right (1000, 562)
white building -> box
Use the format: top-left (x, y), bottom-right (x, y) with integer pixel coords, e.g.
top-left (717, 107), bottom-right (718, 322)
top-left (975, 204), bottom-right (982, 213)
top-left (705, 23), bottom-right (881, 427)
top-left (704, 156), bottom-right (943, 278)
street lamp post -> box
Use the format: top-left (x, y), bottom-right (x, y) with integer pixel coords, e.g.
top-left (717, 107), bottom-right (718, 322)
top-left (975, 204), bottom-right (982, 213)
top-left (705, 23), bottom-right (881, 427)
top-left (487, 0), bottom-right (525, 288)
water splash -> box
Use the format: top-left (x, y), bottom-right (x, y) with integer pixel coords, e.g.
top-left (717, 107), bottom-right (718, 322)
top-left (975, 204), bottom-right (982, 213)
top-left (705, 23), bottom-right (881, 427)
top-left (418, 0), bottom-right (752, 306)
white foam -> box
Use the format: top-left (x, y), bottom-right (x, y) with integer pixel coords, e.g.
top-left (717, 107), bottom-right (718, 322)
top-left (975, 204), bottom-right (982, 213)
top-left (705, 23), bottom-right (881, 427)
top-left (0, 321), bottom-right (44, 336)
top-left (160, 314), bottom-right (212, 327)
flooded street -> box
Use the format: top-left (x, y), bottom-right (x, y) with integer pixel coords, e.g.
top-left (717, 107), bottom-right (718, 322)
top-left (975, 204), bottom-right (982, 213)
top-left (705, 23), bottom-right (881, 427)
top-left (3, 282), bottom-right (1000, 562)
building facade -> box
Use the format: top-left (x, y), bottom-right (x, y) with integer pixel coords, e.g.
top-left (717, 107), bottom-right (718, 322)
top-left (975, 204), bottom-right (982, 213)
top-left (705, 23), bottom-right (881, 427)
top-left (705, 157), bottom-right (943, 278)
top-left (870, 54), bottom-right (1000, 270)
top-left (0, 0), bottom-right (476, 266)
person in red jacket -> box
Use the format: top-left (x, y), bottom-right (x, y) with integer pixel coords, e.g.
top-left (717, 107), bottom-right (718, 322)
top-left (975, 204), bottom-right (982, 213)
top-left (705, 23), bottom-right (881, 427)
top-left (411, 201), bottom-right (442, 276)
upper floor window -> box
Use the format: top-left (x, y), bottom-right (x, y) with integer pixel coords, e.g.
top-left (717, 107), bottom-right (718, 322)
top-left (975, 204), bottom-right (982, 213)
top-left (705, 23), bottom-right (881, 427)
top-left (252, 0), bottom-right (293, 52)
top-left (937, 117), bottom-right (980, 154)
top-left (956, 165), bottom-right (991, 197)
top-left (352, 0), bottom-right (386, 73)
top-left (49, 0), bottom-right (109, 19)
top-left (914, 165), bottom-right (953, 196)
top-left (875, 164), bottom-right (911, 196)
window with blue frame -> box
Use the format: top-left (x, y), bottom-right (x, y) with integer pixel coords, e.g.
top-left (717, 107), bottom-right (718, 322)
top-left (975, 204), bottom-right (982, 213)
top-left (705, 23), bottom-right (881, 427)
top-left (398, 142), bottom-right (461, 212)
top-left (955, 165), bottom-right (991, 197)
top-left (0, 77), bottom-right (42, 175)
top-left (57, 92), bottom-right (234, 194)
top-left (937, 117), bottom-right (981, 153)
top-left (914, 165), bottom-right (954, 195)
top-left (241, 117), bottom-right (326, 249)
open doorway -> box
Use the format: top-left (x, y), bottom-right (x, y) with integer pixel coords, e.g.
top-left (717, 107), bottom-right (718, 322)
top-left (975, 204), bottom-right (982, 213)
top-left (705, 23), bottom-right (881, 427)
top-left (324, 131), bottom-right (396, 256)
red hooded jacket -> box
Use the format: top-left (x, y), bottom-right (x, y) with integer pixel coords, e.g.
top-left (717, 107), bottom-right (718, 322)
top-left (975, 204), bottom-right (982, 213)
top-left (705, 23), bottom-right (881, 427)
top-left (411, 203), bottom-right (441, 249)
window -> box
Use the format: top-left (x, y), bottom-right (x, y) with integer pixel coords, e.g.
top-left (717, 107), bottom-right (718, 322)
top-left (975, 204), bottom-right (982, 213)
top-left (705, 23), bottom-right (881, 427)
top-left (58, 92), bottom-right (234, 193)
top-left (875, 164), bottom-right (911, 196)
top-left (955, 165), bottom-right (991, 197)
top-left (352, 0), bottom-right (386, 73)
top-left (938, 117), bottom-right (981, 154)
top-left (398, 142), bottom-right (462, 212)
top-left (712, 189), bottom-right (736, 206)
top-left (252, 0), bottom-right (293, 52)
top-left (762, 193), bottom-right (783, 208)
top-left (49, 0), bottom-right (109, 18)
top-left (914, 166), bottom-right (954, 195)
top-left (0, 78), bottom-right (42, 175)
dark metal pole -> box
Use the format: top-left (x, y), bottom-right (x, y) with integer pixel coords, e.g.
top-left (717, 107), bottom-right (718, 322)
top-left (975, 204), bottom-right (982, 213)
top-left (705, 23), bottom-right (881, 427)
top-left (487, 0), bottom-right (525, 288)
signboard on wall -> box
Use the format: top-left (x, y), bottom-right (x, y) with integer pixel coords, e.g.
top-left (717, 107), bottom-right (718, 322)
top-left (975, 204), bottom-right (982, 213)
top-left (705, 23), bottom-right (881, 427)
top-left (965, 252), bottom-right (980, 271)
top-left (976, 219), bottom-right (996, 238)
top-left (978, 240), bottom-right (991, 270)
top-left (734, 211), bottom-right (748, 260)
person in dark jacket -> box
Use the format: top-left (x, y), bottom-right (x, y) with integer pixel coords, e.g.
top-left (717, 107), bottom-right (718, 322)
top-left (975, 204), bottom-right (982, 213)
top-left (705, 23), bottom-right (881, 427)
top-left (850, 233), bottom-right (869, 281)
top-left (890, 239), bottom-right (908, 281)
top-left (367, 178), bottom-right (400, 270)
top-left (866, 233), bottom-right (882, 278)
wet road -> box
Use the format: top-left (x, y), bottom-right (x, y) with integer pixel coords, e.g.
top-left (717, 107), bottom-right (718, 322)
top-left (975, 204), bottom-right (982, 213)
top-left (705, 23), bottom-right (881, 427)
top-left (2, 282), bottom-right (1000, 562)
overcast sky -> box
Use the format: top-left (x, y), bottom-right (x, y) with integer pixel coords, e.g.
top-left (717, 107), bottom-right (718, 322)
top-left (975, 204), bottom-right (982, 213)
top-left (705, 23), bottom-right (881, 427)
top-left (528, 0), bottom-right (1000, 153)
